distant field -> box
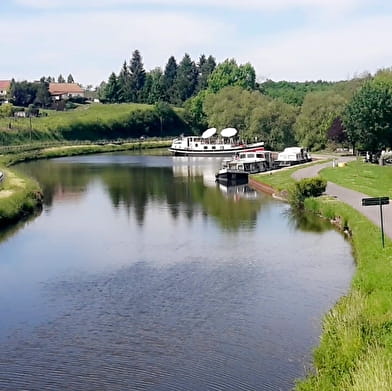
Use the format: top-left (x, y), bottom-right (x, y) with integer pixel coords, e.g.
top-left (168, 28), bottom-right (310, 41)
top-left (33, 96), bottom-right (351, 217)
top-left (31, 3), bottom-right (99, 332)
top-left (0, 103), bottom-right (188, 144)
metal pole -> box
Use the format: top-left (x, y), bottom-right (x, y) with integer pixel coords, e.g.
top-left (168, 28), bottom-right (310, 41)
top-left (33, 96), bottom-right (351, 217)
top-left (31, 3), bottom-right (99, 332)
top-left (380, 200), bottom-right (385, 248)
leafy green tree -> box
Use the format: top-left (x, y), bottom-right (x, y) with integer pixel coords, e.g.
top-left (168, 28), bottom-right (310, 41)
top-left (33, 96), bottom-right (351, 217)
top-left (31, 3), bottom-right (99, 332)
top-left (129, 49), bottom-right (146, 102)
top-left (207, 59), bottom-right (256, 93)
top-left (57, 74), bottom-right (65, 83)
top-left (343, 82), bottom-right (392, 151)
top-left (0, 103), bottom-right (13, 118)
top-left (173, 53), bottom-right (198, 104)
top-left (163, 56), bottom-right (178, 104)
top-left (9, 80), bottom-right (37, 107)
top-left (248, 99), bottom-right (297, 150)
top-left (67, 74), bottom-right (74, 83)
top-left (183, 90), bottom-right (210, 131)
top-left (103, 72), bottom-right (120, 103)
top-left (295, 90), bottom-right (347, 150)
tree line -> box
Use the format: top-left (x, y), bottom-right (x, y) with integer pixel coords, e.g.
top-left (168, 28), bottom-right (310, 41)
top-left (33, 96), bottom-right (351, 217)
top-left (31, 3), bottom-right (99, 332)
top-left (100, 50), bottom-right (217, 105)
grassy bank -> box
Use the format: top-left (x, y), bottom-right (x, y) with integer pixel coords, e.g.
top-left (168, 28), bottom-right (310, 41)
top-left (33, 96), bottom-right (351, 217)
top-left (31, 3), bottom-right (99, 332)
top-left (0, 167), bottom-right (42, 227)
top-left (252, 161), bottom-right (392, 390)
top-left (0, 139), bottom-right (171, 166)
top-left (321, 160), bottom-right (392, 198)
top-left (297, 196), bottom-right (392, 390)
top-left (0, 103), bottom-right (190, 144)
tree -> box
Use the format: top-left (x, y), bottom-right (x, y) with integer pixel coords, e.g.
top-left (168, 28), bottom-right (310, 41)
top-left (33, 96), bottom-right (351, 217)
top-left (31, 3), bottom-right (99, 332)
top-left (129, 49), bottom-right (146, 102)
top-left (294, 90), bottom-right (347, 150)
top-left (103, 72), bottom-right (120, 103)
top-left (142, 67), bottom-right (165, 104)
top-left (173, 53), bottom-right (198, 104)
top-left (207, 59), bottom-right (256, 93)
top-left (196, 54), bottom-right (216, 92)
top-left (67, 74), bottom-right (75, 83)
top-left (57, 74), bottom-right (65, 83)
top-left (163, 56), bottom-right (178, 103)
top-left (343, 82), bottom-right (392, 151)
top-left (34, 80), bottom-right (51, 107)
top-left (118, 61), bottom-right (131, 102)
top-left (203, 86), bottom-right (297, 149)
top-left (327, 118), bottom-right (347, 145)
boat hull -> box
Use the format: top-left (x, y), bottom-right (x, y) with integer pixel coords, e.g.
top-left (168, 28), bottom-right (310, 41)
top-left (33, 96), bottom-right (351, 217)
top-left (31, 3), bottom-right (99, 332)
top-left (169, 144), bottom-right (265, 157)
top-left (215, 169), bottom-right (249, 186)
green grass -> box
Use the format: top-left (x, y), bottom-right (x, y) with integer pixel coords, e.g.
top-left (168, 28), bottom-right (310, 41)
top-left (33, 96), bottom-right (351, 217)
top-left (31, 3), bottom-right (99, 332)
top-left (296, 196), bottom-right (392, 390)
top-left (321, 160), bottom-right (392, 198)
top-left (252, 159), bottom-right (331, 192)
top-left (0, 166), bottom-right (42, 226)
top-left (0, 103), bottom-right (188, 144)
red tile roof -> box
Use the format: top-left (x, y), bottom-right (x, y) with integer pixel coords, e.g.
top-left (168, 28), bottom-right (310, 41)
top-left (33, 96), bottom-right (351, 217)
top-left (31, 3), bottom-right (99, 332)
top-left (49, 83), bottom-right (84, 95)
top-left (0, 80), bottom-right (11, 90)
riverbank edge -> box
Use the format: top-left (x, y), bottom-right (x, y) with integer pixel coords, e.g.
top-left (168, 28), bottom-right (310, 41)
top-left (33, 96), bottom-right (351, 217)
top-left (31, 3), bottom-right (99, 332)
top-left (251, 175), bottom-right (392, 390)
top-left (0, 140), bottom-right (171, 227)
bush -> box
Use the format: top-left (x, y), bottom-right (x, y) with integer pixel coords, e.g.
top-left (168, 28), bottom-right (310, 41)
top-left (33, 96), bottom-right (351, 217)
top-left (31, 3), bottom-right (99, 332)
top-left (288, 177), bottom-right (327, 209)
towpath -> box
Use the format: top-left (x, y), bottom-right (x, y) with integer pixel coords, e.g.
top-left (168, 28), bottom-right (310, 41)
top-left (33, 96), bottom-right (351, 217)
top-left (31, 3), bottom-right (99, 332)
top-left (292, 156), bottom-right (392, 240)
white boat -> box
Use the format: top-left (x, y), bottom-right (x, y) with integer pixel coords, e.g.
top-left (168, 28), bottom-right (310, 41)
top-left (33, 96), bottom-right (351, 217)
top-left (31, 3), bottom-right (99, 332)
top-left (275, 147), bottom-right (312, 167)
top-left (169, 127), bottom-right (265, 157)
top-left (215, 149), bottom-right (277, 185)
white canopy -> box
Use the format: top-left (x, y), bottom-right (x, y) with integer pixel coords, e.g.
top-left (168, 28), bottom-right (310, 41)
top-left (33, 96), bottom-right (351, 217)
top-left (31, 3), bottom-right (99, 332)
top-left (220, 127), bottom-right (238, 138)
top-left (201, 127), bottom-right (217, 139)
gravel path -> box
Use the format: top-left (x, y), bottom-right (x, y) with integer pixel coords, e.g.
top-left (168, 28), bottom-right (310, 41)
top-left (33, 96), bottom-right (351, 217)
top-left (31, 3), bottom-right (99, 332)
top-left (293, 156), bottom-right (392, 240)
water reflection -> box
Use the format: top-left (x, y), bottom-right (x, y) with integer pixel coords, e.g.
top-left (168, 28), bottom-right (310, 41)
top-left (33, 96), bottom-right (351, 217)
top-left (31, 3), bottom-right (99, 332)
top-left (0, 153), bottom-right (355, 391)
top-left (16, 155), bottom-right (270, 231)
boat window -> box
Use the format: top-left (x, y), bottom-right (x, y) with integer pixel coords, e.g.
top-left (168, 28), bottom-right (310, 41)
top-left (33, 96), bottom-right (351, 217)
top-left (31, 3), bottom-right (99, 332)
top-left (239, 154), bottom-right (246, 159)
top-left (204, 146), bottom-right (208, 149)
top-left (247, 154), bottom-right (254, 158)
top-left (212, 146), bottom-right (216, 149)
top-left (256, 153), bottom-right (264, 158)
top-left (195, 144), bottom-right (198, 147)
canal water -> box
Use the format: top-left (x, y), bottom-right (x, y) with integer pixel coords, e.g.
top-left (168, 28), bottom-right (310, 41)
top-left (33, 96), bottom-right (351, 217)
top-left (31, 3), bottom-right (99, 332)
top-left (0, 153), bottom-right (354, 390)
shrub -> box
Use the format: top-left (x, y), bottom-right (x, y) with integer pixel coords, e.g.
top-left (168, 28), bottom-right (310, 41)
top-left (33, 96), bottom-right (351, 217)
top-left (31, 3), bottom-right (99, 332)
top-left (288, 177), bottom-right (327, 209)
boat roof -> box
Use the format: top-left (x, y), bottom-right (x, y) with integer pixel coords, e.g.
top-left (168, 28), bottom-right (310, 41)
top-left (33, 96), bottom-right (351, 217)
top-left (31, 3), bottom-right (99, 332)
top-left (221, 128), bottom-right (237, 138)
top-left (202, 128), bottom-right (217, 138)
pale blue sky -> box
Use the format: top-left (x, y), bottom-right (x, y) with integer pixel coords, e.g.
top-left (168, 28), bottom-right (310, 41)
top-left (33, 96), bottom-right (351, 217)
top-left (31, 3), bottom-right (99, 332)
top-left (1, 0), bottom-right (392, 86)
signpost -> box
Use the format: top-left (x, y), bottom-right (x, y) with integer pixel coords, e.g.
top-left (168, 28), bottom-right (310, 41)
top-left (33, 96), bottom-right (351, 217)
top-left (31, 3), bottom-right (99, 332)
top-left (362, 197), bottom-right (389, 248)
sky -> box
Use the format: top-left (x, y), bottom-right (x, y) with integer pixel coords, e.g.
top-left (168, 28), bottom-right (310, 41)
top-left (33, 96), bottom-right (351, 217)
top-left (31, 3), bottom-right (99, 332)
top-left (1, 0), bottom-right (392, 87)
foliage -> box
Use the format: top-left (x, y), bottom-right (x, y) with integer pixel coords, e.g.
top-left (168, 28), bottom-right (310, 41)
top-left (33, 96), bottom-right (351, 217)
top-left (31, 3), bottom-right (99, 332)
top-left (129, 49), bottom-right (146, 102)
top-left (207, 59), bottom-right (256, 93)
top-left (0, 103), bottom-right (190, 144)
top-left (260, 79), bottom-right (333, 106)
top-left (343, 81), bottom-right (392, 151)
top-left (327, 117), bottom-right (347, 145)
top-left (203, 86), bottom-right (296, 149)
top-left (287, 177), bottom-right (327, 209)
top-left (67, 74), bottom-right (74, 83)
top-left (9, 79), bottom-right (51, 108)
top-left (196, 54), bottom-right (216, 92)
top-left (295, 90), bottom-right (348, 150)
top-left (103, 72), bottom-right (120, 103)
top-left (0, 103), bottom-right (14, 118)
top-left (173, 53), bottom-right (198, 104)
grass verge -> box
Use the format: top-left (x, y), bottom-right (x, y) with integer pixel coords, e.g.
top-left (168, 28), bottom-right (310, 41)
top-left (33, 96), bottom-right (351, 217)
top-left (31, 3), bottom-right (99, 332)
top-left (296, 196), bottom-right (392, 390)
top-left (320, 160), bottom-right (392, 198)
top-left (0, 167), bottom-right (42, 227)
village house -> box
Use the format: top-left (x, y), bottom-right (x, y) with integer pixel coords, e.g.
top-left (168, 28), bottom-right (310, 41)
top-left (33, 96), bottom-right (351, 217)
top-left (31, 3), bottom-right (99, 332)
top-left (0, 80), bottom-right (11, 102)
top-left (49, 82), bottom-right (85, 101)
